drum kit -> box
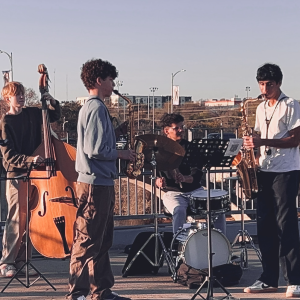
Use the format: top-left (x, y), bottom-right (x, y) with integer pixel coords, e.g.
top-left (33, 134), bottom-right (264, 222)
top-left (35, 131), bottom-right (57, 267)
top-left (123, 135), bottom-right (241, 300)
top-left (170, 188), bottom-right (232, 273)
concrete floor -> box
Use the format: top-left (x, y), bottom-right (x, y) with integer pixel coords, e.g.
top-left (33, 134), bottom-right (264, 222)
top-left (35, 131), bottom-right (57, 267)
top-left (0, 245), bottom-right (295, 300)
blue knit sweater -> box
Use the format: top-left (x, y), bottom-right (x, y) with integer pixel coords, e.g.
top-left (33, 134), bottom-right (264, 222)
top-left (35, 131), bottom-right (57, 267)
top-left (76, 96), bottom-right (118, 185)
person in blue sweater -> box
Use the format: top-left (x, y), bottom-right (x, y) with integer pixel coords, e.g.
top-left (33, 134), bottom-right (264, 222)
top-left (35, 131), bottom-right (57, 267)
top-left (67, 59), bottom-right (135, 300)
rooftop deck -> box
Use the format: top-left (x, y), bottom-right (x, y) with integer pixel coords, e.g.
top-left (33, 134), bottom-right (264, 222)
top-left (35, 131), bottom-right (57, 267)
top-left (0, 234), bottom-right (293, 300)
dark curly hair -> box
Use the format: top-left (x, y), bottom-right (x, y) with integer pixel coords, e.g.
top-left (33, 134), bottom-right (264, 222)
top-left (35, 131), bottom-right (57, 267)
top-left (256, 63), bottom-right (283, 84)
top-left (80, 59), bottom-right (118, 90)
top-left (160, 113), bottom-right (184, 128)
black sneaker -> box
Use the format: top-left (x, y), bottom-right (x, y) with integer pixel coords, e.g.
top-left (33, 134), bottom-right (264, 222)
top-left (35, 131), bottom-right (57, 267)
top-left (102, 292), bottom-right (131, 300)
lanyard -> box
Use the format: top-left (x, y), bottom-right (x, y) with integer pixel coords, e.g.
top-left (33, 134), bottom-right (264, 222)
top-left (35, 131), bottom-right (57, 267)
top-left (264, 96), bottom-right (286, 139)
top-left (263, 96), bottom-right (287, 155)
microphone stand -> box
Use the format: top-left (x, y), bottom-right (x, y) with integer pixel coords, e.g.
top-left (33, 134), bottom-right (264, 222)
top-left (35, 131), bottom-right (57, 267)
top-left (191, 168), bottom-right (233, 300)
top-left (230, 181), bottom-right (262, 269)
top-left (122, 143), bottom-right (176, 278)
top-left (183, 138), bottom-right (239, 300)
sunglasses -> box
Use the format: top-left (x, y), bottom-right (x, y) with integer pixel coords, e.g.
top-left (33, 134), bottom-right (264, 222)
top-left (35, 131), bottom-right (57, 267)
top-left (170, 125), bottom-right (185, 131)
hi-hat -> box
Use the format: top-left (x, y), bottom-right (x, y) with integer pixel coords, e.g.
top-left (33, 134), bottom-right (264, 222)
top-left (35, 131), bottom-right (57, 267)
top-left (135, 134), bottom-right (185, 171)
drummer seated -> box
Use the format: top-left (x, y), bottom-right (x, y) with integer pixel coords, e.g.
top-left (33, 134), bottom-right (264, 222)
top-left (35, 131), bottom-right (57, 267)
top-left (156, 113), bottom-right (226, 235)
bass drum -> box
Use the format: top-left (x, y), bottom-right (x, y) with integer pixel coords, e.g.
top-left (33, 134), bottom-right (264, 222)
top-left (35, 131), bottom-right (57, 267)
top-left (171, 224), bottom-right (231, 270)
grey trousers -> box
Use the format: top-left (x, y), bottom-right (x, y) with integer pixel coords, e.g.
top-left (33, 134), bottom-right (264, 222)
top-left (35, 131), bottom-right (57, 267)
top-left (68, 182), bottom-right (115, 300)
top-left (0, 179), bottom-right (33, 265)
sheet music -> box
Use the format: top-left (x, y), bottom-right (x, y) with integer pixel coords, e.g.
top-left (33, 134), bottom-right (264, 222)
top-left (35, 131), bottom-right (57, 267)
top-left (224, 138), bottom-right (243, 157)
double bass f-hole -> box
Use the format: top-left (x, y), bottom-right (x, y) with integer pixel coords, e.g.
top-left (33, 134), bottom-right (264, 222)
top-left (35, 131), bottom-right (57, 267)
top-left (38, 191), bottom-right (49, 217)
top-left (66, 186), bottom-right (78, 208)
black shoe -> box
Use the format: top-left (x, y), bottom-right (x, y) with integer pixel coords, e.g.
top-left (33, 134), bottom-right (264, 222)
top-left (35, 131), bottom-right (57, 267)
top-left (102, 292), bottom-right (131, 300)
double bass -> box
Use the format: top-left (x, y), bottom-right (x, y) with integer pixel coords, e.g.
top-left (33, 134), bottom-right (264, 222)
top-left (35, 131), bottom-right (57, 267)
top-left (29, 64), bottom-right (78, 258)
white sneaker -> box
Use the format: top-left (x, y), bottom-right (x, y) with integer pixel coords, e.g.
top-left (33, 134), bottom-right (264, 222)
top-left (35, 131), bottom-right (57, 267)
top-left (244, 280), bottom-right (278, 293)
top-left (0, 264), bottom-right (17, 277)
top-left (76, 296), bottom-right (86, 300)
top-left (286, 285), bottom-right (300, 298)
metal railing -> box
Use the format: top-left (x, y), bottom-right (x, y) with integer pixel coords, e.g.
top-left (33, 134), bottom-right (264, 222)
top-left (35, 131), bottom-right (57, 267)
top-left (113, 164), bottom-right (256, 222)
top-left (0, 128), bottom-right (253, 225)
top-left (3, 128), bottom-right (299, 226)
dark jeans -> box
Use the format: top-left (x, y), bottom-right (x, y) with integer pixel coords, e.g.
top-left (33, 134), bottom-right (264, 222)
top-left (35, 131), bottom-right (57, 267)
top-left (67, 182), bottom-right (115, 300)
top-left (257, 170), bottom-right (300, 287)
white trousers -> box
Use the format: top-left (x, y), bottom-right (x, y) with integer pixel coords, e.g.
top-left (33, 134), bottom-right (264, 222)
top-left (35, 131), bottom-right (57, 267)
top-left (0, 179), bottom-right (33, 265)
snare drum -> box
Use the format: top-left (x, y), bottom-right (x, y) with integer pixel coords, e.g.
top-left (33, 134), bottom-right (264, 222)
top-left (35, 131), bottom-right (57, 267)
top-left (171, 224), bottom-right (231, 270)
top-left (189, 189), bottom-right (230, 215)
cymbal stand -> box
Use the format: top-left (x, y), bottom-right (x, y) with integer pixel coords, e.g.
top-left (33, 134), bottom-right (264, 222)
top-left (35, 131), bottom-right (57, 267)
top-left (122, 144), bottom-right (176, 278)
top-left (191, 168), bottom-right (234, 300)
top-left (1, 160), bottom-right (56, 292)
top-left (231, 182), bottom-right (262, 269)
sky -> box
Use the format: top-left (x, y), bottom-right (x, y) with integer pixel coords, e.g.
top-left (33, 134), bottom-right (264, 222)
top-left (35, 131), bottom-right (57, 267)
top-left (1, 0), bottom-right (300, 102)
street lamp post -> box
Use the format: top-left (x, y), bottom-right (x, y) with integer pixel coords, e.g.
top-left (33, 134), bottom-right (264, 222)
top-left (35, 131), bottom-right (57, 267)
top-left (0, 50), bottom-right (13, 81)
top-left (245, 86), bottom-right (250, 99)
top-left (245, 86), bottom-right (250, 121)
top-left (150, 87), bottom-right (158, 133)
top-left (62, 117), bottom-right (68, 132)
top-left (171, 69), bottom-right (186, 113)
top-left (137, 98), bottom-right (140, 132)
top-left (115, 80), bottom-right (123, 120)
top-left (147, 94), bottom-right (150, 119)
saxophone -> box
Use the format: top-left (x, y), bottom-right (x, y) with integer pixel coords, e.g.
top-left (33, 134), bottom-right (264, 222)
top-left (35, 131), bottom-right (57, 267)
top-left (233, 95), bottom-right (264, 199)
top-left (113, 90), bottom-right (147, 179)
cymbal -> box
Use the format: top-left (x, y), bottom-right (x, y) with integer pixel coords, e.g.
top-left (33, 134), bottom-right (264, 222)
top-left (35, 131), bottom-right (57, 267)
top-left (135, 134), bottom-right (185, 171)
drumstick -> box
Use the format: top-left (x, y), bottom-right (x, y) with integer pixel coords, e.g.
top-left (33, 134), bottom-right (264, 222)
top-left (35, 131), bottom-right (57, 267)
top-left (174, 168), bottom-right (183, 189)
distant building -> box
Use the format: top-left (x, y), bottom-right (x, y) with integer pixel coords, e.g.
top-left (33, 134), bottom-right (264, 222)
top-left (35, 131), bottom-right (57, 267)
top-left (76, 96), bottom-right (89, 105)
top-left (77, 96), bottom-right (111, 106)
top-left (204, 97), bottom-right (242, 107)
top-left (77, 94), bottom-right (192, 108)
top-left (111, 94), bottom-right (192, 108)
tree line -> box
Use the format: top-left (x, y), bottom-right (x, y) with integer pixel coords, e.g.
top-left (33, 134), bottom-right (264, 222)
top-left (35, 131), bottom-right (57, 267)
top-left (0, 87), bottom-right (259, 140)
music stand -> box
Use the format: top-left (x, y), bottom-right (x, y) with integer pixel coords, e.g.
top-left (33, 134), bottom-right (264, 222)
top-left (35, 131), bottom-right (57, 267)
top-left (185, 139), bottom-right (240, 300)
top-left (122, 146), bottom-right (177, 278)
top-left (1, 159), bottom-right (56, 292)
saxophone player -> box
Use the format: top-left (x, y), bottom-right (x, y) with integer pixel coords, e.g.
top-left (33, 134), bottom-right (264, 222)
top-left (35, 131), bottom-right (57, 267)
top-left (243, 63), bottom-right (300, 298)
